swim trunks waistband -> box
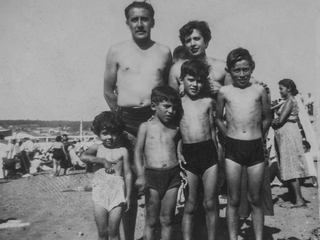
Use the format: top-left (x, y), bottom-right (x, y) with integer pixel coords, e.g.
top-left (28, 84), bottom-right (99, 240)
top-left (117, 106), bottom-right (153, 113)
top-left (145, 163), bottom-right (180, 171)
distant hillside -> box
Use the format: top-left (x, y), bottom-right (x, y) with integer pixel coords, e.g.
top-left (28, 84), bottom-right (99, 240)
top-left (0, 120), bottom-right (92, 133)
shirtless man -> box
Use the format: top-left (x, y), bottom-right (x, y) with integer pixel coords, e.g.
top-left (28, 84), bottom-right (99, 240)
top-left (104, 1), bottom-right (172, 137)
top-left (215, 48), bottom-right (272, 240)
top-left (103, 2), bottom-right (171, 239)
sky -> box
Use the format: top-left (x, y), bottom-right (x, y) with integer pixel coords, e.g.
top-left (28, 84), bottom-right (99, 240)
top-left (0, 0), bottom-right (319, 121)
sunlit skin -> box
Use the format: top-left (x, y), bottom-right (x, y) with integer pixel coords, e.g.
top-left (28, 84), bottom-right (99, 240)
top-left (126, 8), bottom-right (154, 43)
top-left (134, 99), bottom-right (180, 240)
top-left (215, 58), bottom-right (272, 240)
top-left (184, 29), bottom-right (207, 59)
top-left (182, 74), bottom-right (205, 98)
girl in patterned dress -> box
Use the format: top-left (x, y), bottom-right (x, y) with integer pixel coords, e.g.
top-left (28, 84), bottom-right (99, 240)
top-left (80, 112), bottom-right (132, 240)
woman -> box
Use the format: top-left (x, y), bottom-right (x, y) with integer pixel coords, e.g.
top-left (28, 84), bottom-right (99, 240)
top-left (47, 136), bottom-right (67, 176)
top-left (272, 79), bottom-right (309, 208)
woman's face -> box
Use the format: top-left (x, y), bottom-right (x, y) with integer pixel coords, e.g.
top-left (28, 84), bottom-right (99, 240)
top-left (279, 84), bottom-right (290, 98)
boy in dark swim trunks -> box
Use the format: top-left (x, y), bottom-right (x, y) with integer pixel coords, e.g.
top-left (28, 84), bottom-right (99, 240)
top-left (134, 86), bottom-right (182, 240)
top-left (215, 48), bottom-right (272, 240)
top-left (179, 59), bottom-right (219, 240)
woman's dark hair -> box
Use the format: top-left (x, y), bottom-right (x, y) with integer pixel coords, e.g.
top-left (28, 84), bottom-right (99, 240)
top-left (302, 140), bottom-right (311, 150)
top-left (56, 136), bottom-right (62, 142)
top-left (179, 21), bottom-right (211, 45)
top-left (278, 79), bottom-right (299, 96)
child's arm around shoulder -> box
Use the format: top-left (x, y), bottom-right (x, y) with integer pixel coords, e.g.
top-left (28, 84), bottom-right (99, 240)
top-left (120, 147), bottom-right (132, 212)
top-left (215, 86), bottom-right (229, 140)
top-left (134, 122), bottom-right (148, 193)
top-left (80, 143), bottom-right (113, 174)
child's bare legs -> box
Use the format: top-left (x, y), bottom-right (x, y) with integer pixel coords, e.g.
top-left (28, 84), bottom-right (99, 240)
top-left (182, 171), bottom-right (199, 240)
top-left (160, 187), bottom-right (179, 240)
top-left (225, 159), bottom-right (242, 240)
top-left (202, 164), bottom-right (219, 240)
top-left (94, 203), bottom-right (123, 240)
top-left (247, 162), bottom-right (265, 240)
top-left (144, 189), bottom-right (160, 240)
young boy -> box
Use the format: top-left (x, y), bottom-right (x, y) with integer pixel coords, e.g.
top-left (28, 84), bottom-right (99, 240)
top-left (80, 112), bottom-right (132, 240)
top-left (178, 59), bottom-right (219, 240)
top-left (134, 86), bottom-right (181, 240)
top-left (215, 48), bottom-right (272, 240)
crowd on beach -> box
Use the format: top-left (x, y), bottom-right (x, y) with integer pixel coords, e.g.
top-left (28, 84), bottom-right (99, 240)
top-left (1, 1), bottom-right (319, 240)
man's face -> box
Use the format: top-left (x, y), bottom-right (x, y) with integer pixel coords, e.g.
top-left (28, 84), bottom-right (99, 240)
top-left (99, 130), bottom-right (118, 148)
top-left (182, 74), bottom-right (205, 97)
top-left (153, 100), bottom-right (177, 123)
top-left (126, 8), bottom-right (154, 41)
top-left (184, 29), bottom-right (207, 58)
top-left (228, 60), bottom-right (253, 88)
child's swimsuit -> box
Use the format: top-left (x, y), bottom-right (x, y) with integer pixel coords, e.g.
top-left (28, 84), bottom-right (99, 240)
top-left (182, 139), bottom-right (218, 177)
top-left (91, 145), bottom-right (125, 211)
top-left (145, 164), bottom-right (181, 200)
top-left (224, 137), bottom-right (264, 167)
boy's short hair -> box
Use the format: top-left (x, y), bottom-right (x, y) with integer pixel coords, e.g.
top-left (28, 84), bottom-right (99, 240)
top-left (151, 86), bottom-right (181, 106)
top-left (180, 59), bottom-right (210, 81)
top-left (173, 45), bottom-right (189, 62)
top-left (226, 47), bottom-right (255, 70)
top-left (303, 140), bottom-right (311, 150)
top-left (124, 1), bottom-right (155, 20)
top-left (56, 136), bottom-right (62, 142)
top-left (91, 111), bottom-right (125, 136)
top-left (179, 21), bottom-right (211, 45)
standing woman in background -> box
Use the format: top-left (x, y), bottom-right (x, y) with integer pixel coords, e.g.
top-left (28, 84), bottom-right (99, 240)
top-left (272, 79), bottom-right (309, 208)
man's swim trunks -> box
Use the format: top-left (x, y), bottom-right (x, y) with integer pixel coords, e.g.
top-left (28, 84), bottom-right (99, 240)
top-left (182, 139), bottom-right (218, 177)
top-left (117, 106), bottom-right (154, 137)
top-left (224, 137), bottom-right (264, 167)
top-left (145, 164), bottom-right (181, 200)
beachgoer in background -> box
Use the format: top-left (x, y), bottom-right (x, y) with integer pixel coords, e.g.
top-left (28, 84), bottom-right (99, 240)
top-left (272, 79), bottom-right (310, 208)
top-left (80, 111), bottom-right (132, 240)
top-left (0, 135), bottom-right (7, 179)
top-left (216, 48), bottom-right (272, 240)
top-left (103, 2), bottom-right (172, 239)
top-left (20, 138), bottom-right (32, 174)
top-left (178, 60), bottom-right (219, 240)
top-left (172, 45), bottom-right (189, 64)
top-left (303, 140), bottom-right (318, 187)
top-left (46, 136), bottom-right (68, 177)
top-left (134, 86), bottom-right (181, 240)
top-left (62, 134), bottom-right (73, 174)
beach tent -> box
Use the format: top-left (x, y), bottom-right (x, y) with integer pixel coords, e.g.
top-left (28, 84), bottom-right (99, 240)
top-left (0, 126), bottom-right (12, 137)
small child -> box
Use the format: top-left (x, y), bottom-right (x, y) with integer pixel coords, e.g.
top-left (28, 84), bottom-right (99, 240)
top-left (303, 140), bottom-right (318, 187)
top-left (80, 111), bottom-right (132, 240)
top-left (179, 59), bottom-right (219, 240)
top-left (134, 86), bottom-right (181, 240)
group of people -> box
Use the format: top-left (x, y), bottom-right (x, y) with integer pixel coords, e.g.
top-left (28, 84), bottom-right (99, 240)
top-left (80, 2), bottom-right (315, 240)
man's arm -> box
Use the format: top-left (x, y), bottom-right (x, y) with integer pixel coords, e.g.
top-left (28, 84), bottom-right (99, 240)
top-left (261, 88), bottom-right (272, 137)
top-left (103, 45), bottom-right (119, 112)
top-left (163, 49), bottom-right (173, 85)
top-left (122, 148), bottom-right (132, 212)
top-left (215, 89), bottom-right (228, 140)
top-left (134, 123), bottom-right (147, 192)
